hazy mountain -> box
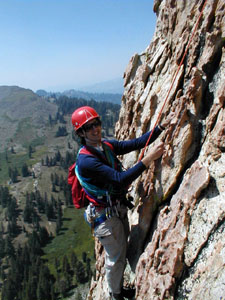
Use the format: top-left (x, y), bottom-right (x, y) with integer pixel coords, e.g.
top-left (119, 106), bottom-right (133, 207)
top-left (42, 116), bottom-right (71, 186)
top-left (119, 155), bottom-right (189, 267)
top-left (36, 89), bottom-right (122, 104)
top-left (78, 77), bottom-right (124, 94)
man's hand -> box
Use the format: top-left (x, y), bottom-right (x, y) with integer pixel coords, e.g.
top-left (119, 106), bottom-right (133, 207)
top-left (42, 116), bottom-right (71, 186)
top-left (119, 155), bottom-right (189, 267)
top-left (142, 141), bottom-right (164, 167)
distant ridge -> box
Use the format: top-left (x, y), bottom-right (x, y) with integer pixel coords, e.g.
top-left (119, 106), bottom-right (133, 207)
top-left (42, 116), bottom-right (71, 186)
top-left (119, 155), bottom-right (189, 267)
top-left (36, 89), bottom-right (122, 105)
top-left (78, 78), bottom-right (124, 94)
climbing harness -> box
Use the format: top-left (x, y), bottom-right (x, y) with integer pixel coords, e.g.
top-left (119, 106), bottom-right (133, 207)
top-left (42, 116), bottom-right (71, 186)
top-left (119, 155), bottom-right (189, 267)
top-left (139, 0), bottom-right (208, 161)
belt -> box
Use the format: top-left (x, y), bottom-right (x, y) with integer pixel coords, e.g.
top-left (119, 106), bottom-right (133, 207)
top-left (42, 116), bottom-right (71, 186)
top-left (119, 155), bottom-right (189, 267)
top-left (94, 214), bottom-right (107, 228)
top-left (84, 211), bottom-right (107, 228)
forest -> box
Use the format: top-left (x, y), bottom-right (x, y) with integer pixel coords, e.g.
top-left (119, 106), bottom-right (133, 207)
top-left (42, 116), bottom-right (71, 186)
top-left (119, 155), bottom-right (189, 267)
top-left (0, 96), bottom-right (120, 300)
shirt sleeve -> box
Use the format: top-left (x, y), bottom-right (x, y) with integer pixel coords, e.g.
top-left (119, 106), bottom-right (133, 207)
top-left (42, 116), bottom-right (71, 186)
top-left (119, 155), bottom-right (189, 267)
top-left (78, 154), bottom-right (146, 187)
top-left (108, 126), bottom-right (162, 155)
top-left (77, 126), bottom-right (163, 188)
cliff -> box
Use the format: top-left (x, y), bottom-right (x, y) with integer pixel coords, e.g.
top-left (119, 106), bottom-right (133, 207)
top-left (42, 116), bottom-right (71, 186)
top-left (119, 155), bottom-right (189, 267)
top-left (88, 1), bottom-right (225, 299)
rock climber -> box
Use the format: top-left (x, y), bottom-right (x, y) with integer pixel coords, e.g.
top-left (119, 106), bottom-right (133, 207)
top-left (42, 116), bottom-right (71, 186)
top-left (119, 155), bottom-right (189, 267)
top-left (71, 106), bottom-right (172, 300)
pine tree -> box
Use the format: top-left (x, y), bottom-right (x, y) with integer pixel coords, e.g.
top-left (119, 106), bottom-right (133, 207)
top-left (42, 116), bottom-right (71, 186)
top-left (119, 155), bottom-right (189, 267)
top-left (28, 145), bottom-right (33, 158)
top-left (54, 257), bottom-right (60, 273)
top-left (4, 236), bottom-right (15, 257)
top-left (5, 150), bottom-right (8, 162)
top-left (39, 227), bottom-right (49, 247)
top-left (62, 255), bottom-right (70, 274)
top-left (37, 265), bottom-right (52, 300)
top-left (75, 261), bottom-right (87, 283)
top-left (52, 182), bottom-right (56, 192)
top-left (86, 258), bottom-right (92, 281)
top-left (23, 199), bottom-right (33, 223)
top-left (22, 163), bottom-right (30, 177)
top-left (51, 285), bottom-right (56, 300)
top-left (45, 155), bottom-right (50, 166)
top-left (11, 146), bottom-right (15, 154)
top-left (1, 274), bottom-right (17, 300)
top-left (56, 199), bottom-right (63, 234)
top-left (0, 235), bottom-right (5, 258)
top-left (55, 150), bottom-right (61, 162)
top-left (70, 251), bottom-right (78, 270)
top-left (82, 251), bottom-right (87, 263)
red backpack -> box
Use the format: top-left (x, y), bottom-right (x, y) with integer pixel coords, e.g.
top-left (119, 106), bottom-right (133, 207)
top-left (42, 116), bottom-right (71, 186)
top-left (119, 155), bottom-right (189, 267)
top-left (68, 141), bottom-right (114, 209)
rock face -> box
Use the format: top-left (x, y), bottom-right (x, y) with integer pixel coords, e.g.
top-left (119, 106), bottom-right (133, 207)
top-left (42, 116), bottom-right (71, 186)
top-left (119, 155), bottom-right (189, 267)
top-left (88, 0), bottom-right (225, 299)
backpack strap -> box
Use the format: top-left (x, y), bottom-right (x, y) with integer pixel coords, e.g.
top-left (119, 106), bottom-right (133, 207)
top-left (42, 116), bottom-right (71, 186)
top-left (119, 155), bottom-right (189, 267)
top-left (75, 145), bottom-right (109, 206)
top-left (102, 141), bottom-right (122, 171)
top-left (79, 146), bottom-right (94, 156)
top-left (76, 141), bottom-right (126, 202)
top-left (75, 164), bottom-right (108, 198)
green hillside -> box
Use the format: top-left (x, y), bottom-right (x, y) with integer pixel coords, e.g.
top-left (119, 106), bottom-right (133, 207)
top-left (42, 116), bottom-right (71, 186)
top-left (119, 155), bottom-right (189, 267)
top-left (0, 86), bottom-right (120, 300)
top-left (0, 85), bottom-right (58, 152)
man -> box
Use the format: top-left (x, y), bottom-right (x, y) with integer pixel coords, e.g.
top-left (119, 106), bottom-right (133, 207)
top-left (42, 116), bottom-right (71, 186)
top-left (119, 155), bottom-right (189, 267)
top-left (71, 106), bottom-right (171, 300)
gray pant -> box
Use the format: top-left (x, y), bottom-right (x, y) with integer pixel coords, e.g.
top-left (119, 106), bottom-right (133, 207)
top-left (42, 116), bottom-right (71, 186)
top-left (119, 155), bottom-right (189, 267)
top-left (94, 205), bottom-right (129, 294)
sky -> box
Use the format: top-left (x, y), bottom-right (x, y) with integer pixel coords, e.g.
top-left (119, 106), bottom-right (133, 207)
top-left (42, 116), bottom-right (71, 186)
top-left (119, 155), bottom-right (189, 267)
top-left (0, 0), bottom-right (156, 92)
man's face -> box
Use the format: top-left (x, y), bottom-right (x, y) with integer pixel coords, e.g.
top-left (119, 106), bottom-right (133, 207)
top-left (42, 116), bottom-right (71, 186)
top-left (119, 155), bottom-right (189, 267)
top-left (82, 118), bottom-right (102, 146)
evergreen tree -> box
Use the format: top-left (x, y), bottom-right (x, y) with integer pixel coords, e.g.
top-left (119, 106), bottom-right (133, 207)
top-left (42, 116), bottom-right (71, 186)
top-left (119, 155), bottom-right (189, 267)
top-left (4, 236), bottom-right (15, 257)
top-left (39, 227), bottom-right (49, 247)
top-left (51, 285), bottom-right (56, 300)
top-left (52, 182), bottom-right (56, 192)
top-left (45, 155), bottom-right (50, 166)
top-left (1, 273), bottom-right (17, 300)
top-left (48, 114), bottom-right (53, 126)
top-left (37, 264), bottom-right (52, 300)
top-left (70, 251), bottom-right (78, 274)
top-left (75, 261), bottom-right (87, 283)
top-left (62, 255), bottom-right (70, 274)
top-left (36, 192), bottom-right (45, 213)
top-left (59, 174), bottom-right (65, 190)
top-left (55, 126), bottom-right (68, 137)
top-left (56, 199), bottom-right (63, 234)
top-left (28, 145), bottom-right (33, 158)
top-left (0, 236), bottom-right (5, 258)
top-left (5, 150), bottom-right (8, 162)
top-left (7, 196), bottom-right (18, 220)
top-left (7, 219), bottom-right (18, 237)
top-left (50, 173), bottom-right (54, 182)
top-left (58, 278), bottom-right (68, 298)
top-left (82, 251), bottom-right (87, 263)
top-left (11, 146), bottom-right (15, 154)
top-left (28, 231), bottom-right (42, 256)
top-left (0, 186), bottom-right (11, 208)
top-left (86, 257), bottom-right (92, 281)
top-left (54, 173), bottom-right (59, 186)
top-left (54, 257), bottom-right (60, 273)
top-left (9, 167), bottom-right (19, 183)
top-left (55, 150), bottom-right (61, 162)
top-left (23, 199), bottom-right (33, 223)
top-left (22, 163), bottom-right (30, 177)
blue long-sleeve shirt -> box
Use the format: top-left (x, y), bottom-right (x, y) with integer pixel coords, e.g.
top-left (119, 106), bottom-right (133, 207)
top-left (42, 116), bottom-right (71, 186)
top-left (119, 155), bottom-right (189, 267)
top-left (76, 126), bottom-right (163, 192)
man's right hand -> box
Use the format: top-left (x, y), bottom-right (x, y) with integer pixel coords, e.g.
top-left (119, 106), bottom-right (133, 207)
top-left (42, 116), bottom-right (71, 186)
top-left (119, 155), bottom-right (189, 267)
top-left (142, 141), bottom-right (164, 167)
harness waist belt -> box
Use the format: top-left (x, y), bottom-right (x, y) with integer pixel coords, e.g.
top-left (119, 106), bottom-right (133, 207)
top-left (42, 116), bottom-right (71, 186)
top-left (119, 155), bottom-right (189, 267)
top-left (94, 214), bottom-right (107, 228)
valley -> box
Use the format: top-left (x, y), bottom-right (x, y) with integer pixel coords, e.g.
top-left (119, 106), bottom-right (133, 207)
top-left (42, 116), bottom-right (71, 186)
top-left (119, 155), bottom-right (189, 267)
top-left (0, 86), bottom-right (120, 300)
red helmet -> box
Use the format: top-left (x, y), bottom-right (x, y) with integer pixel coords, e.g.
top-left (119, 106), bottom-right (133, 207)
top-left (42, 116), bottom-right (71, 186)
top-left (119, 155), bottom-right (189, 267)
top-left (71, 106), bottom-right (99, 131)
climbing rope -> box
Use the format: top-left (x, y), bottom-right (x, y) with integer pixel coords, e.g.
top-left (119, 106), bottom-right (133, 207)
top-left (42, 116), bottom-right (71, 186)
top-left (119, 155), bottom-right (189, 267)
top-left (139, 0), bottom-right (208, 161)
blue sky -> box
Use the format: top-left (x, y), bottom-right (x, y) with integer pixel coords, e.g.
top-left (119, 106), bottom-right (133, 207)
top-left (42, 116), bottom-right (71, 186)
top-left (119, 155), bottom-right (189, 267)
top-left (0, 0), bottom-right (156, 92)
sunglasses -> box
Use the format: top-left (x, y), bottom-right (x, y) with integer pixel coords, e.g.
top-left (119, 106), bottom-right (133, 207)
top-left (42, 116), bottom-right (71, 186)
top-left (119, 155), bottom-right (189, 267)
top-left (83, 119), bottom-right (101, 132)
